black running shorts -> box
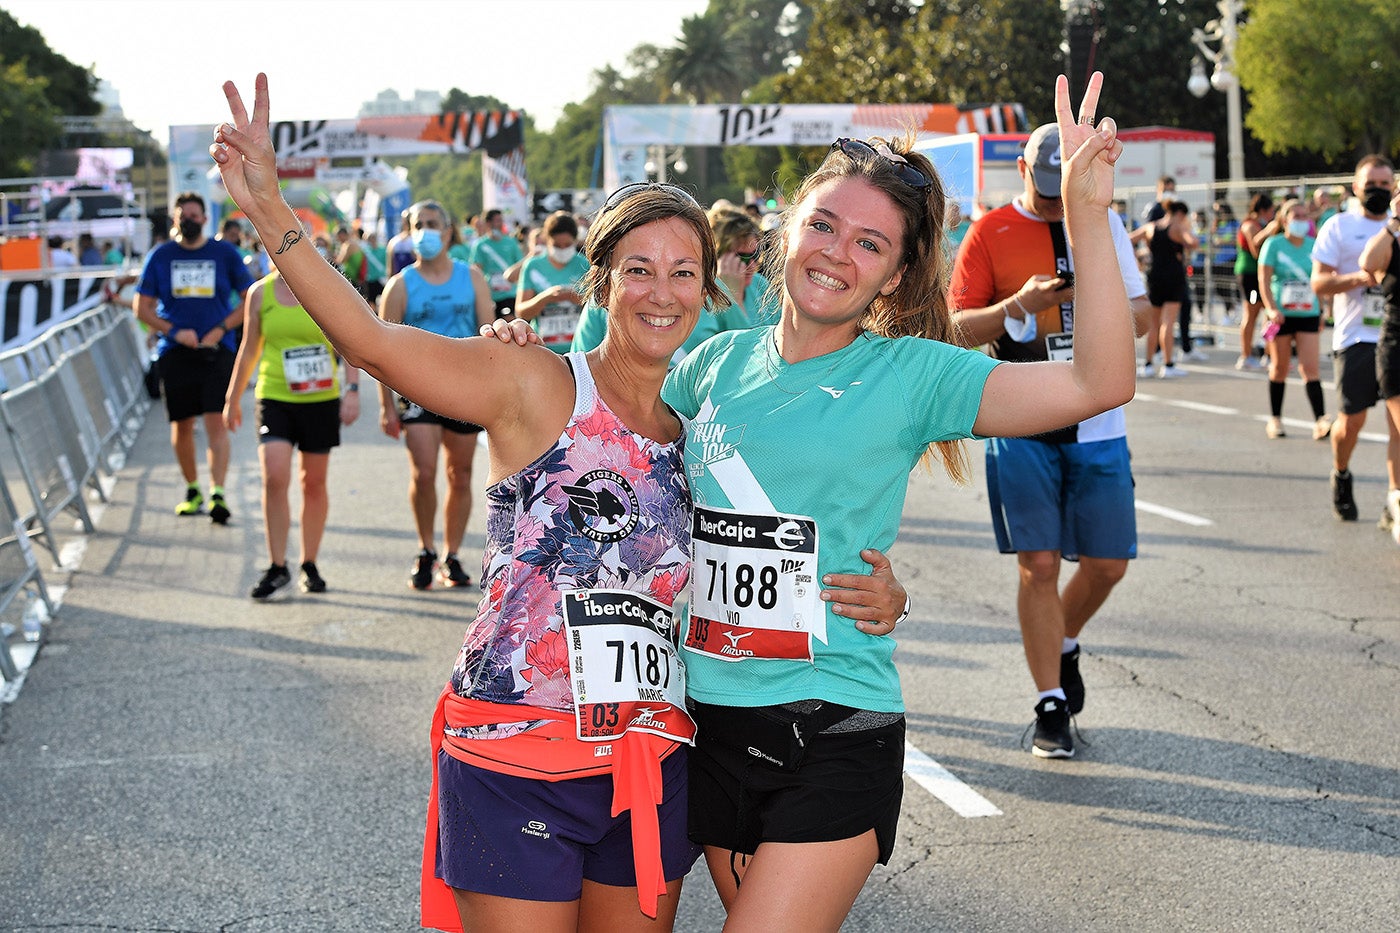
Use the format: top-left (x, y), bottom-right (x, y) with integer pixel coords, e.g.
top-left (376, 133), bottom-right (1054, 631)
top-left (256, 397), bottom-right (341, 453)
top-left (686, 703), bottom-right (904, 863)
top-left (1334, 342), bottom-right (1381, 414)
top-left (157, 346), bottom-right (235, 422)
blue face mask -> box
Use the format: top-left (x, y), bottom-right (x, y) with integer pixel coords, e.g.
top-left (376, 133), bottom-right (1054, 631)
top-left (412, 228), bottom-right (443, 260)
top-left (1286, 219), bottom-right (1311, 238)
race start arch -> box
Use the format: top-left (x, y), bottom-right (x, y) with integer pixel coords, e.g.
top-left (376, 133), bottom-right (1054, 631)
top-left (602, 102), bottom-right (1028, 190)
top-left (168, 109), bottom-right (529, 232)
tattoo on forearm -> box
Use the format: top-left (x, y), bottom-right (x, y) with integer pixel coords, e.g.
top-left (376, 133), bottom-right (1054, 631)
top-left (274, 230), bottom-right (304, 255)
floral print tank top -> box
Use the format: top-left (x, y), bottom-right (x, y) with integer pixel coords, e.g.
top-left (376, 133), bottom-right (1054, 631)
top-left (449, 352), bottom-right (692, 718)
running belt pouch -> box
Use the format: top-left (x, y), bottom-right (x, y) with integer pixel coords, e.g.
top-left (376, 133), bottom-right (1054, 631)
top-left (691, 702), bottom-right (852, 773)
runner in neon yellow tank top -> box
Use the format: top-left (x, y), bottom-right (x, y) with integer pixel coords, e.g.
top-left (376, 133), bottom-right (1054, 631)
top-left (224, 271), bottom-right (361, 598)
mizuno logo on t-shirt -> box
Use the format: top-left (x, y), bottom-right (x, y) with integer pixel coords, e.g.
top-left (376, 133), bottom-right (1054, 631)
top-left (818, 381), bottom-right (862, 399)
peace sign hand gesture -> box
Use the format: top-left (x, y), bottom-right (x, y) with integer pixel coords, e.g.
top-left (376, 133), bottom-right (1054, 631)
top-left (210, 74), bottom-right (283, 225)
top-left (1054, 71), bottom-right (1122, 213)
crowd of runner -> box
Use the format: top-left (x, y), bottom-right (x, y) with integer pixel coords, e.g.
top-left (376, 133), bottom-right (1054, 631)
top-left (110, 67), bottom-right (1398, 933)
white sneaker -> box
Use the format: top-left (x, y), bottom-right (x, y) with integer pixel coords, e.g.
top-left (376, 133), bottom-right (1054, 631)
top-left (1312, 416), bottom-right (1334, 441)
top-left (1235, 355), bottom-right (1262, 371)
top-left (1184, 348), bottom-right (1211, 363)
top-left (1265, 416), bottom-right (1285, 439)
top-left (1158, 363), bottom-right (1189, 379)
top-left (1137, 363), bottom-right (1157, 378)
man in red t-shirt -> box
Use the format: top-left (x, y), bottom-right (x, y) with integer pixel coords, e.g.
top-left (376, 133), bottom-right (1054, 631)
top-left (950, 124), bottom-right (1149, 760)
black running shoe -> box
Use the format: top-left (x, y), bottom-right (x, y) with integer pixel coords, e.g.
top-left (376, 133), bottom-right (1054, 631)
top-left (250, 563), bottom-right (291, 600)
top-left (209, 489), bottom-right (231, 525)
top-left (300, 561), bottom-right (326, 593)
top-left (1031, 697), bottom-right (1074, 759)
top-left (1061, 646), bottom-right (1085, 715)
top-left (1332, 469), bottom-right (1358, 521)
top-left (440, 553), bottom-right (472, 588)
top-left (410, 548), bottom-right (437, 590)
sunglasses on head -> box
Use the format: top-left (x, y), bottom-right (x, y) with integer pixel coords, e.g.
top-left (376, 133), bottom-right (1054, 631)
top-left (601, 182), bottom-right (702, 215)
top-left (830, 138), bottom-right (932, 190)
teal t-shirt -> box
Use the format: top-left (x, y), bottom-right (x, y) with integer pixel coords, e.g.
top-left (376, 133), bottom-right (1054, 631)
top-left (682, 273), bottom-right (778, 357)
top-left (518, 252), bottom-right (590, 353)
top-left (573, 272), bottom-right (778, 359)
top-left (570, 302), bottom-right (607, 353)
top-left (1259, 235), bottom-right (1319, 317)
top-left (469, 235), bottom-right (524, 301)
top-left (662, 326), bottom-right (1000, 712)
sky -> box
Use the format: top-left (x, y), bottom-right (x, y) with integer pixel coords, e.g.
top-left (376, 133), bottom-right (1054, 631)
top-left (4, 0), bottom-right (710, 138)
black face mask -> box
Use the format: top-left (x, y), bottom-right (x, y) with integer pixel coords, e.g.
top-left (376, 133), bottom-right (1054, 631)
top-left (179, 218), bottom-right (203, 241)
top-left (1362, 186), bottom-right (1391, 216)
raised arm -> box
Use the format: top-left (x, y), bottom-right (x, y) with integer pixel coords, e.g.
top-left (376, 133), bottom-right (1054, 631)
top-left (210, 74), bottom-right (554, 439)
top-left (972, 73), bottom-right (1134, 438)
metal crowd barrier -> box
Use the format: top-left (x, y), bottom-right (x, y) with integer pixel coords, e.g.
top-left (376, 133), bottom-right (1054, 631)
top-left (0, 301), bottom-right (151, 683)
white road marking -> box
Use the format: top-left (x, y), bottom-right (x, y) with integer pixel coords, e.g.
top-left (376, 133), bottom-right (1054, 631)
top-left (1134, 391), bottom-right (1388, 443)
top-left (1134, 499), bottom-right (1213, 527)
top-left (1136, 393), bottom-right (1240, 416)
top-left (904, 740), bottom-right (1002, 818)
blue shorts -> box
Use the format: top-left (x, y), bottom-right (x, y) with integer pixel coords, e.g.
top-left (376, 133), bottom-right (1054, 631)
top-left (434, 747), bottom-right (699, 901)
top-left (985, 436), bottom-right (1136, 561)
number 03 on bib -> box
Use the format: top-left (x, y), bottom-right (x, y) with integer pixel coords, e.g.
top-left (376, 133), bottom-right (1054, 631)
top-left (563, 589), bottom-right (695, 744)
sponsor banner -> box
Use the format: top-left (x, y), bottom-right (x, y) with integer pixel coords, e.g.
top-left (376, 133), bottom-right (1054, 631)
top-left (1, 275), bottom-right (107, 351)
top-left (483, 147), bottom-right (530, 228)
top-left (170, 109), bottom-right (524, 209)
top-left (603, 101), bottom-right (1027, 190)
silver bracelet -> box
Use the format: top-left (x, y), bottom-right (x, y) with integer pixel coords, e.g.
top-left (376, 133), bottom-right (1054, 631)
top-left (895, 594), bottom-right (912, 626)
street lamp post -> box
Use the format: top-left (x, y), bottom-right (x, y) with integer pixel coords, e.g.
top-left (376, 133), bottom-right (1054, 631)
top-left (1189, 0), bottom-right (1247, 213)
top-left (644, 145), bottom-right (687, 184)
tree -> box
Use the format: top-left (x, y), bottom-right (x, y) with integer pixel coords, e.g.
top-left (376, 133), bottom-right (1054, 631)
top-left (0, 9), bottom-right (101, 176)
top-left (0, 9), bottom-right (99, 116)
top-left (662, 12), bottom-right (743, 103)
top-left (527, 53), bottom-right (673, 193)
top-left (1235, 0), bottom-right (1400, 160)
top-left (0, 58), bottom-right (57, 177)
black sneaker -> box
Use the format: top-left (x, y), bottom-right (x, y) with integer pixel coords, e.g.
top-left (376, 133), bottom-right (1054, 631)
top-left (300, 561), bottom-right (326, 593)
top-left (250, 564), bottom-right (291, 600)
top-left (410, 548), bottom-right (437, 590)
top-left (440, 553), bottom-right (472, 588)
top-left (209, 489), bottom-right (231, 525)
top-left (1031, 697), bottom-right (1074, 759)
top-left (1061, 646), bottom-right (1085, 715)
top-left (1331, 469), bottom-right (1358, 521)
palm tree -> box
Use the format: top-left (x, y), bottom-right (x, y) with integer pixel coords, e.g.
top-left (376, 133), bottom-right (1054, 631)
top-left (662, 13), bottom-right (742, 104)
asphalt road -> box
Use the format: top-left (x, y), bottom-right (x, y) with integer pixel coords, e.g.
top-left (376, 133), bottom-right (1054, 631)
top-left (1, 338), bottom-right (1396, 932)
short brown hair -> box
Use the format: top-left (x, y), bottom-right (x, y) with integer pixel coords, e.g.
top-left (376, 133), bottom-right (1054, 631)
top-left (582, 186), bottom-right (726, 312)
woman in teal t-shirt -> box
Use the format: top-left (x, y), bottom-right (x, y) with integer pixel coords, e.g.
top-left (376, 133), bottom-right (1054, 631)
top-left (1258, 198), bottom-right (1329, 439)
top-left (514, 210), bottom-right (590, 353)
